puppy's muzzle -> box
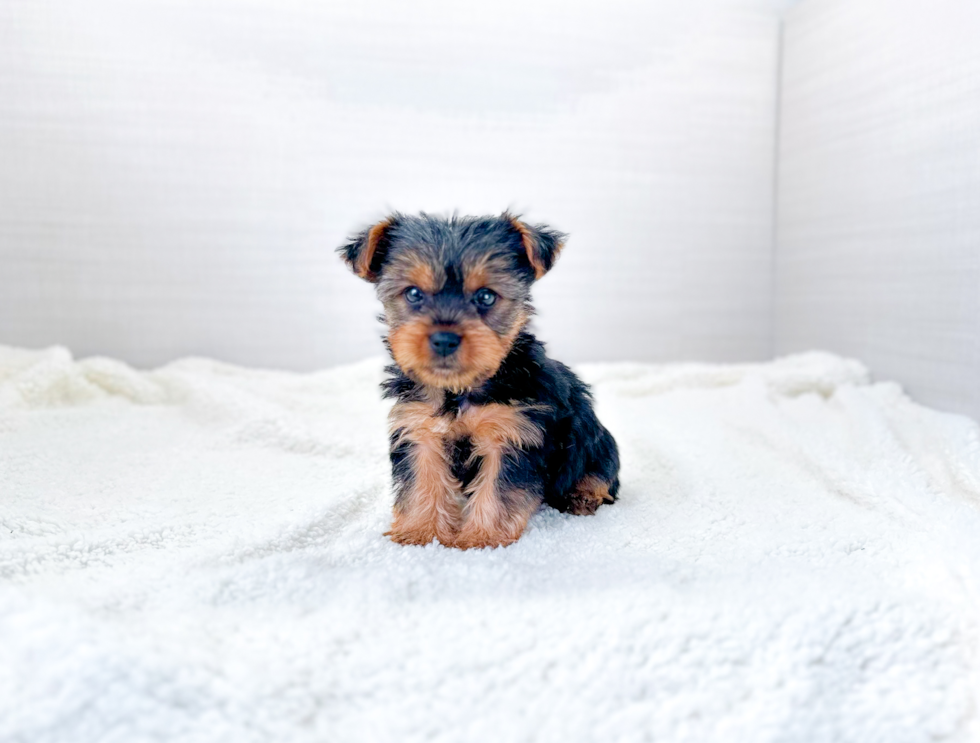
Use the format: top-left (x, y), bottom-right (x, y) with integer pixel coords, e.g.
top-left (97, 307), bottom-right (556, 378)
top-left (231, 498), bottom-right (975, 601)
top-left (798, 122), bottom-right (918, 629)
top-left (429, 331), bottom-right (461, 357)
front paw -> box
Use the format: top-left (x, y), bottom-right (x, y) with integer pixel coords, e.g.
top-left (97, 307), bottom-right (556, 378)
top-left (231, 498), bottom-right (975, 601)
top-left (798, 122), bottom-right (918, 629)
top-left (453, 523), bottom-right (520, 550)
top-left (386, 511), bottom-right (460, 547)
top-left (385, 525), bottom-right (439, 546)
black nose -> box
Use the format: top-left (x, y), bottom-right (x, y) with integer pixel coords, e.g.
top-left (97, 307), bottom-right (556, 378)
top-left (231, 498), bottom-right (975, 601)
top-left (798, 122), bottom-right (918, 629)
top-left (429, 331), bottom-right (461, 357)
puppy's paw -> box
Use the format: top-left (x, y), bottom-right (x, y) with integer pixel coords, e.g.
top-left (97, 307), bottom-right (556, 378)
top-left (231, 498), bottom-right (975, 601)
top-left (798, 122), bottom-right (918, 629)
top-left (453, 528), bottom-right (519, 550)
top-left (386, 510), bottom-right (461, 547)
top-left (385, 526), bottom-right (439, 546)
top-left (567, 475), bottom-right (616, 516)
top-left (454, 489), bottom-right (538, 549)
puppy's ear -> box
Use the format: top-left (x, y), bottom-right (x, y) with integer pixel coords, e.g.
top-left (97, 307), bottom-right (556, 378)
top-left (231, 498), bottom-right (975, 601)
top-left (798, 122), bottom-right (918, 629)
top-left (338, 215), bottom-right (400, 283)
top-left (506, 214), bottom-right (566, 280)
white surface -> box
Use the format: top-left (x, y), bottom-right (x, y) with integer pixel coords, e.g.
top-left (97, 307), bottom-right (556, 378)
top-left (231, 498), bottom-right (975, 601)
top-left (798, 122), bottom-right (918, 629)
top-left (0, 0), bottom-right (781, 369)
top-left (774, 0), bottom-right (980, 420)
top-left (2, 345), bottom-right (980, 742)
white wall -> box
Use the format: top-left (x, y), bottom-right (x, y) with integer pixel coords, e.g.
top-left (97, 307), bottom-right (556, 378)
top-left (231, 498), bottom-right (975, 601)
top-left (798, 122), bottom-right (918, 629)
top-left (0, 0), bottom-right (783, 370)
top-left (775, 0), bottom-right (980, 420)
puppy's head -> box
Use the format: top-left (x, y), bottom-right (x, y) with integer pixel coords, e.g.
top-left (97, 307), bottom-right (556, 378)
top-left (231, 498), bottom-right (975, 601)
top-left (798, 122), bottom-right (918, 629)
top-left (339, 212), bottom-right (564, 391)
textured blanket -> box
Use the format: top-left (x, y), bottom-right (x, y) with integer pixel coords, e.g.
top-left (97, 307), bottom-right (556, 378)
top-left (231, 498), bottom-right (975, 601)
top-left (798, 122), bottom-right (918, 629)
top-left (2, 346), bottom-right (979, 742)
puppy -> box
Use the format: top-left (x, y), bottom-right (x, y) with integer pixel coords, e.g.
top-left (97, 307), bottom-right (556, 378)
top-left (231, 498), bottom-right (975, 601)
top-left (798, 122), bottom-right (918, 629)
top-left (339, 212), bottom-right (620, 549)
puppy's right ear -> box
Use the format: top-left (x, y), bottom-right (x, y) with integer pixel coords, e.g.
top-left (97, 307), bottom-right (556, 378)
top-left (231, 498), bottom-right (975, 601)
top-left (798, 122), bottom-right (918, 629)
top-left (338, 215), bottom-right (400, 283)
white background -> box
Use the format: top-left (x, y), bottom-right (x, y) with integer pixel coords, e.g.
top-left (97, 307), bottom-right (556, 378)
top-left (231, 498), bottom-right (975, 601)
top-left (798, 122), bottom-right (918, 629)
top-left (775, 0), bottom-right (980, 421)
top-left (0, 0), bottom-right (785, 368)
top-left (2, 0), bottom-right (978, 420)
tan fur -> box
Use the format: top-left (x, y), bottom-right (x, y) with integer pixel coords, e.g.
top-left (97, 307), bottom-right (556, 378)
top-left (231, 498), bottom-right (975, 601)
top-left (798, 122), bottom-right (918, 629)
top-left (510, 217), bottom-right (563, 280)
top-left (461, 250), bottom-right (532, 305)
top-left (355, 218), bottom-right (394, 281)
top-left (388, 314), bottom-right (529, 393)
top-left (454, 403), bottom-right (543, 549)
top-left (387, 400), bottom-right (544, 548)
top-left (567, 475), bottom-right (615, 516)
top-left (388, 319), bottom-right (434, 383)
top-left (377, 251), bottom-right (447, 308)
top-left (387, 401), bottom-right (463, 545)
top-left (457, 402), bottom-right (544, 450)
top-left (388, 399), bottom-right (451, 444)
top-left (463, 265), bottom-right (489, 295)
top-left (381, 245), bottom-right (533, 392)
top-left (450, 317), bottom-right (522, 391)
top-left (406, 261), bottom-right (438, 294)
top-left (463, 253), bottom-right (511, 294)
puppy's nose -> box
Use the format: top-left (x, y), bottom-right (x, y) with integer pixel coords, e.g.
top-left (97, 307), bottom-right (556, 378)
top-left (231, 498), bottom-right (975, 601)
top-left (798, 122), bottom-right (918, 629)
top-left (429, 331), bottom-right (461, 357)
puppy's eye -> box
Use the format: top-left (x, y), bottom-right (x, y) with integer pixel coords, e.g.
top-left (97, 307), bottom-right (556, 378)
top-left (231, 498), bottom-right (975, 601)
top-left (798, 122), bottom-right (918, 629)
top-left (404, 286), bottom-right (424, 304)
top-left (473, 288), bottom-right (497, 307)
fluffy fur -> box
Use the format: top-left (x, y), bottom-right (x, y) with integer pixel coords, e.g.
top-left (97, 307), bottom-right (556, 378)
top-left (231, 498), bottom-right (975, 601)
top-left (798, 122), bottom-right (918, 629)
top-left (339, 211), bottom-right (620, 549)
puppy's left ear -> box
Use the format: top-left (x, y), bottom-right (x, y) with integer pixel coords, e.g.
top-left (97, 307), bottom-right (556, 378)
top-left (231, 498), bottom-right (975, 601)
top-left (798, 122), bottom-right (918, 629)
top-left (338, 214), bottom-right (400, 283)
top-left (507, 214), bottom-right (566, 280)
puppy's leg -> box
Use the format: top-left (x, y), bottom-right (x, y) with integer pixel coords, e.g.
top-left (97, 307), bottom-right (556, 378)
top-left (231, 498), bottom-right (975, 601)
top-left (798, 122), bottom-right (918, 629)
top-left (455, 446), bottom-right (541, 550)
top-left (387, 403), bottom-right (462, 546)
top-left (455, 404), bottom-right (544, 550)
top-left (548, 417), bottom-right (620, 516)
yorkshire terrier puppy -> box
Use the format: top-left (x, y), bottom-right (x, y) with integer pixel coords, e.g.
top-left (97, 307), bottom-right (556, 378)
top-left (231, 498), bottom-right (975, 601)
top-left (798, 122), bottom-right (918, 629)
top-left (339, 212), bottom-right (620, 549)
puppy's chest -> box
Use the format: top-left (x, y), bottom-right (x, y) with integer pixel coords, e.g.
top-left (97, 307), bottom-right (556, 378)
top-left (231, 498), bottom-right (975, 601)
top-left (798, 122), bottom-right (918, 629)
top-left (388, 395), bottom-right (544, 480)
top-left (425, 400), bottom-right (485, 489)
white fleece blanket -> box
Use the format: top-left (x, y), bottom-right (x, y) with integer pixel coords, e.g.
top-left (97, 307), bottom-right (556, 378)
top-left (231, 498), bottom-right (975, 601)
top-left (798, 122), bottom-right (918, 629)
top-left (2, 346), bottom-right (980, 743)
